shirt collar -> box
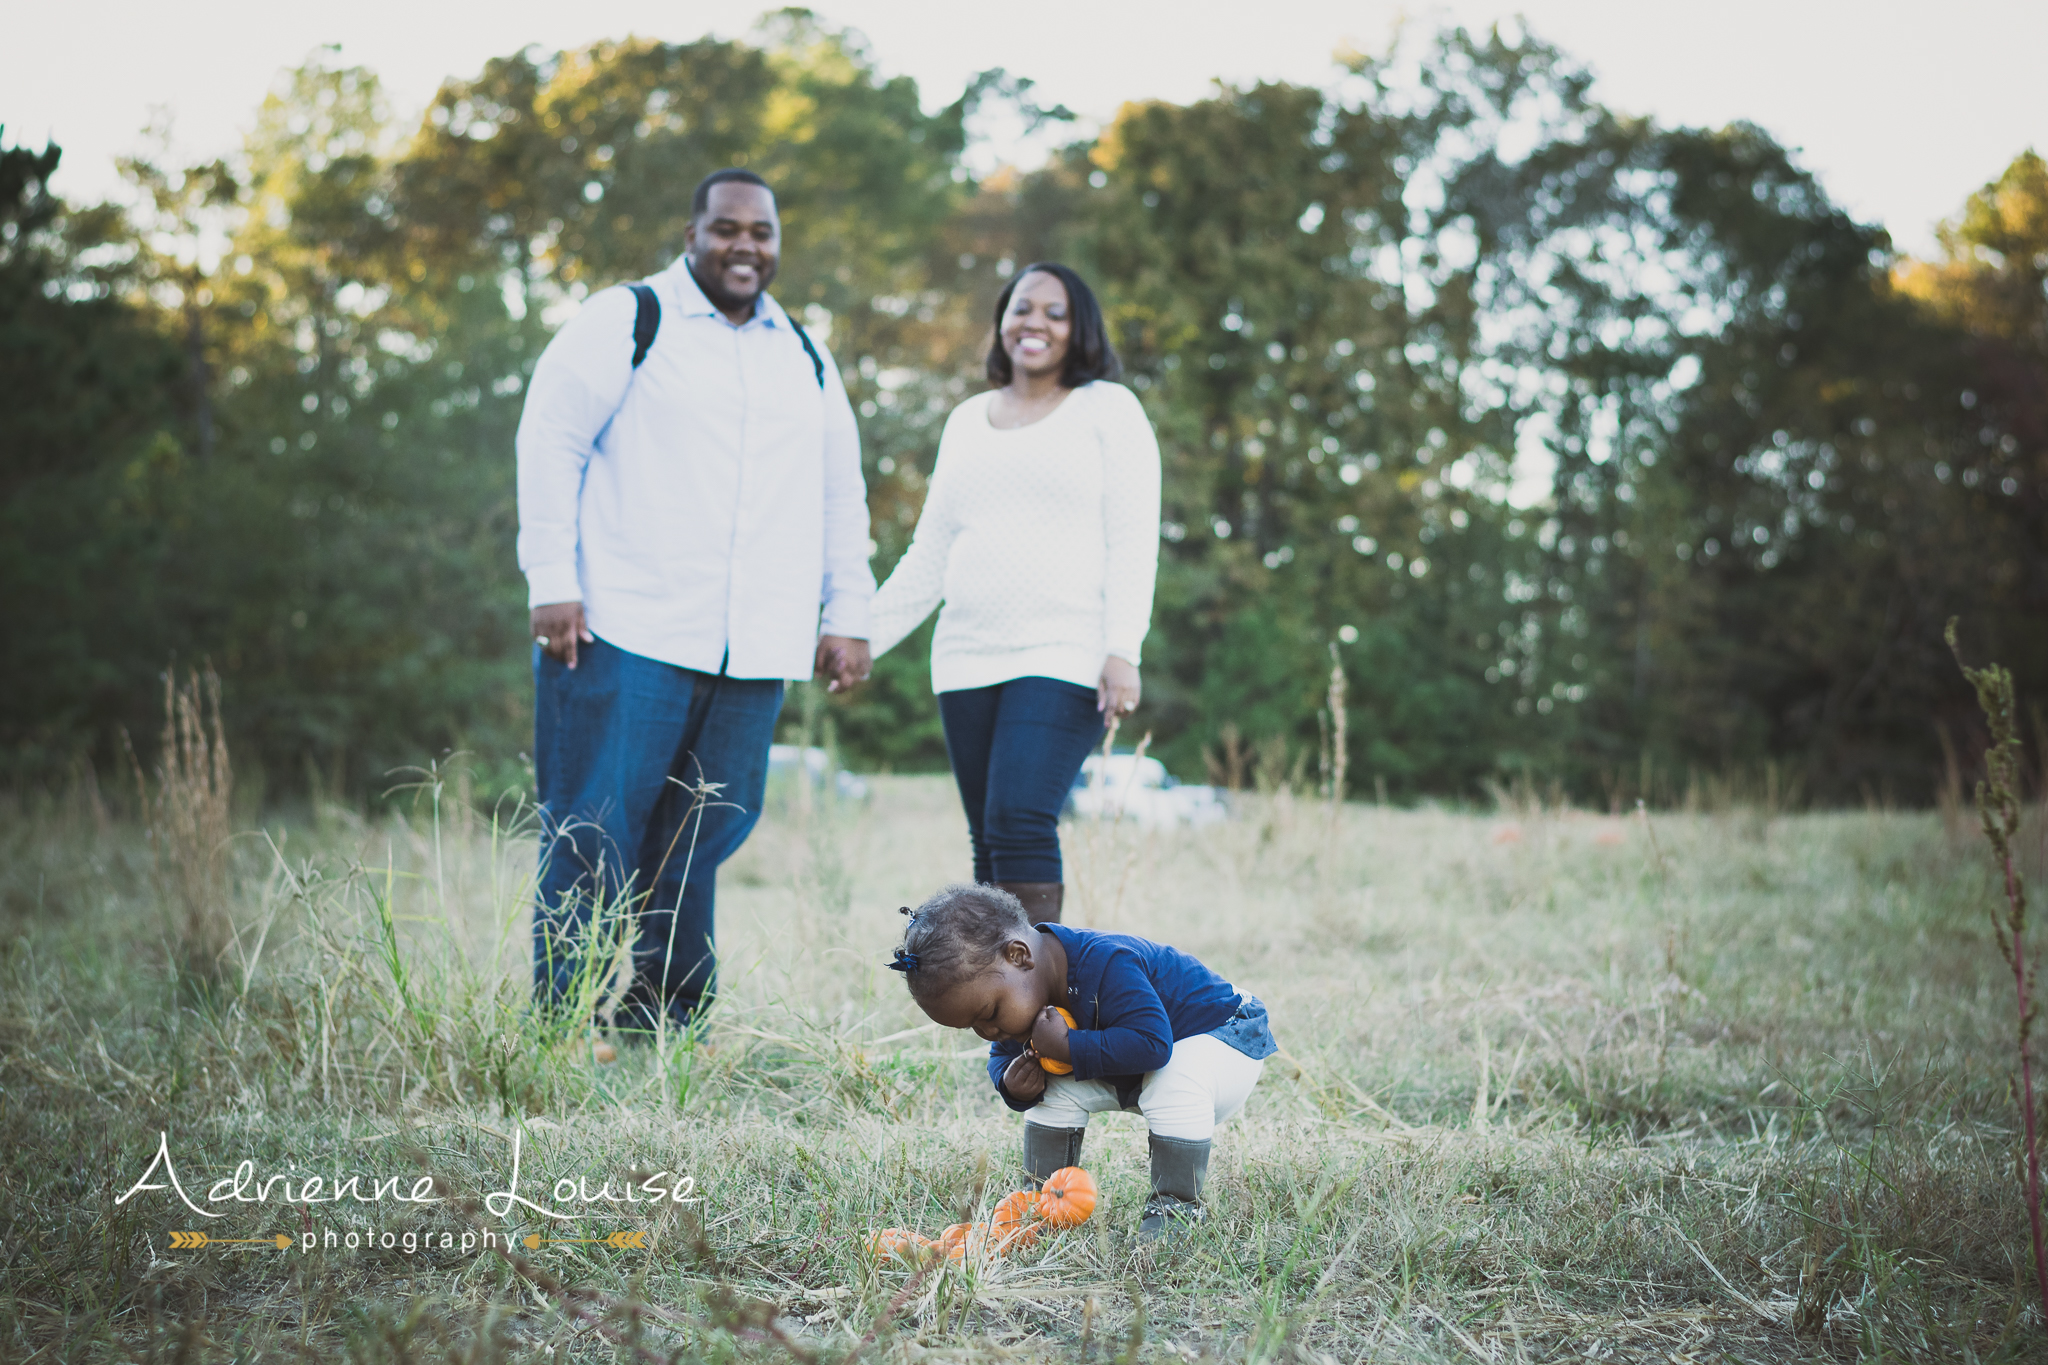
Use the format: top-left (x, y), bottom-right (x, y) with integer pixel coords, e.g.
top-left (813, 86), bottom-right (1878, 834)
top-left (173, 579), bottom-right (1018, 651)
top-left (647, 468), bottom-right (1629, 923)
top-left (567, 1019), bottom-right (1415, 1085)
top-left (658, 255), bottom-right (787, 329)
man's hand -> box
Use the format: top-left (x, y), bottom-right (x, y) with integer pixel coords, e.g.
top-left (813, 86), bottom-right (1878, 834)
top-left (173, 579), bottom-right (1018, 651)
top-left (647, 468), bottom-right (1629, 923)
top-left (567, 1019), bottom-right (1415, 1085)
top-left (1029, 1005), bottom-right (1072, 1064)
top-left (815, 635), bottom-right (872, 693)
top-left (1002, 1052), bottom-right (1048, 1103)
top-left (532, 602), bottom-right (594, 670)
top-left (1097, 655), bottom-right (1141, 717)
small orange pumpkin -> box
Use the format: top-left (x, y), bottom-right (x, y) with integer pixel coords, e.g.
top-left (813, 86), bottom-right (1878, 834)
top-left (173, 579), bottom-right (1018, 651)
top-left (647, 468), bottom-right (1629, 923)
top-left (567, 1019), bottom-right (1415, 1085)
top-left (991, 1189), bottom-right (1040, 1251)
top-left (864, 1228), bottom-right (934, 1265)
top-left (1036, 1007), bottom-right (1080, 1075)
top-left (992, 1189), bottom-right (1037, 1231)
top-left (995, 1223), bottom-right (1038, 1254)
top-left (937, 1221), bottom-right (989, 1261)
top-left (1037, 1165), bottom-right (1098, 1228)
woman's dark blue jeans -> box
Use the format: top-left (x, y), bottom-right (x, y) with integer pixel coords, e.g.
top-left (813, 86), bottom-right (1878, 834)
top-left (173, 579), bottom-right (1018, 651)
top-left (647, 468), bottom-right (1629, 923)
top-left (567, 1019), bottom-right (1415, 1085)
top-left (938, 676), bottom-right (1107, 884)
top-left (533, 636), bottom-right (783, 1031)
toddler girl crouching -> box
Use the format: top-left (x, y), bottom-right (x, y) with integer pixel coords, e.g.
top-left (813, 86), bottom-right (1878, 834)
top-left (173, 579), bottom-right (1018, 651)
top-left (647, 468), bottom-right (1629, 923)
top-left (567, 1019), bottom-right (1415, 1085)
top-left (887, 882), bottom-right (1276, 1240)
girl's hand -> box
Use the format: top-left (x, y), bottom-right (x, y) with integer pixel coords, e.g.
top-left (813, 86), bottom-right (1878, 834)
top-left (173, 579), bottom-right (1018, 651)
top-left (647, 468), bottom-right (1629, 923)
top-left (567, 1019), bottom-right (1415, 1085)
top-left (1030, 1005), bottom-right (1072, 1063)
top-left (1003, 1053), bottom-right (1048, 1102)
top-left (1097, 656), bottom-right (1141, 717)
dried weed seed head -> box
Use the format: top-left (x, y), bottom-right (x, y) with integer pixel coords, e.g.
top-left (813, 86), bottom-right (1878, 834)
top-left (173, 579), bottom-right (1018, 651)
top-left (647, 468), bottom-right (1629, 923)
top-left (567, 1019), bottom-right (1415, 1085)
top-left (890, 884), bottom-right (1033, 1005)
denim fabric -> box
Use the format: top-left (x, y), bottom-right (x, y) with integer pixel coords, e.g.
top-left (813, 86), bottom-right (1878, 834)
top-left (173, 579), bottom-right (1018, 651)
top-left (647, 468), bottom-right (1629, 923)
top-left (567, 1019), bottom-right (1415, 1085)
top-left (1205, 995), bottom-right (1278, 1062)
top-left (937, 676), bottom-right (1107, 883)
top-left (533, 635), bottom-right (783, 1026)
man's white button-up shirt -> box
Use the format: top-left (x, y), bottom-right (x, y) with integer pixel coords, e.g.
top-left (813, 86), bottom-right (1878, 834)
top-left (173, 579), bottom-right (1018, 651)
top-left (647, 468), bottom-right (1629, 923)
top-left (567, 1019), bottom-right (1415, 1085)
top-left (515, 257), bottom-right (874, 680)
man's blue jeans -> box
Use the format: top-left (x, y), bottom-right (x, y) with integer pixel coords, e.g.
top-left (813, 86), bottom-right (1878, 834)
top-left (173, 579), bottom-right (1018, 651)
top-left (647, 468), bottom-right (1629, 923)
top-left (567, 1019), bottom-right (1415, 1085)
top-left (938, 676), bottom-right (1107, 884)
top-left (533, 636), bottom-right (783, 1029)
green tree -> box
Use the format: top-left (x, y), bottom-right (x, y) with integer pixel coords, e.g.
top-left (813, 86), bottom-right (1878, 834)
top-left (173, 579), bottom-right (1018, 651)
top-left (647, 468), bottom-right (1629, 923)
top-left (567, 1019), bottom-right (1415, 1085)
top-left (0, 132), bottom-right (186, 781)
top-left (7, 23), bottom-right (2041, 808)
top-left (1039, 30), bottom-right (1589, 792)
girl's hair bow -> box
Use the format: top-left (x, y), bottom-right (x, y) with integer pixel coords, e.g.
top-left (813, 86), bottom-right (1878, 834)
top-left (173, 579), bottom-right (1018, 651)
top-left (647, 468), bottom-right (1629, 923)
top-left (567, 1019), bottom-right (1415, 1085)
top-left (887, 908), bottom-right (919, 971)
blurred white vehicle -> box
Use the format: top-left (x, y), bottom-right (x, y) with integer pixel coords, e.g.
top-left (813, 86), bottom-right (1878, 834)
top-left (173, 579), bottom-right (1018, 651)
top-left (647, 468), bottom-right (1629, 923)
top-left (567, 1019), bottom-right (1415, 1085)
top-left (1065, 753), bottom-right (1229, 828)
top-left (767, 744), bottom-right (870, 801)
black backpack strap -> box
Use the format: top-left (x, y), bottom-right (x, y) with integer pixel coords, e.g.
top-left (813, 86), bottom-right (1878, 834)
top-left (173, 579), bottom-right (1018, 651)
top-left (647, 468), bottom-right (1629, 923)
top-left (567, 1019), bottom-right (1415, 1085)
top-left (628, 281), bottom-right (816, 387)
top-left (627, 283), bottom-right (660, 368)
top-left (786, 316), bottom-right (826, 389)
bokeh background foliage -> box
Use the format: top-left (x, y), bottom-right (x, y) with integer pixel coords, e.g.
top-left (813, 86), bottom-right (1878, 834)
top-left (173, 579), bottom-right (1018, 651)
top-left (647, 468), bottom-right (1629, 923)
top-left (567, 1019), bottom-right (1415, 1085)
top-left (2, 11), bottom-right (2043, 804)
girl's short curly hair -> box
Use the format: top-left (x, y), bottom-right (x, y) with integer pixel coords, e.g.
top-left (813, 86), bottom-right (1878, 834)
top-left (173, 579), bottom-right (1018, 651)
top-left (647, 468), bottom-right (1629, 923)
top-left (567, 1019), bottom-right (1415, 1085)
top-left (890, 883), bottom-right (1035, 1002)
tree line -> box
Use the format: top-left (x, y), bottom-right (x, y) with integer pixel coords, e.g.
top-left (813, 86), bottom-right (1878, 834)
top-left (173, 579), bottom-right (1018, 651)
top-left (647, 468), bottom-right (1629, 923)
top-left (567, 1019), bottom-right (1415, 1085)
top-left (3, 14), bottom-right (2042, 806)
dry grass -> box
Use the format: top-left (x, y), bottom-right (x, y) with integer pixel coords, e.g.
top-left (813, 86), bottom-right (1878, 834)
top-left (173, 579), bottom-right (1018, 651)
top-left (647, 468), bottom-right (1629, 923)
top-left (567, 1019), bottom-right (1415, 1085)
top-left (124, 665), bottom-right (237, 984)
top-left (1, 764), bottom-right (2045, 1362)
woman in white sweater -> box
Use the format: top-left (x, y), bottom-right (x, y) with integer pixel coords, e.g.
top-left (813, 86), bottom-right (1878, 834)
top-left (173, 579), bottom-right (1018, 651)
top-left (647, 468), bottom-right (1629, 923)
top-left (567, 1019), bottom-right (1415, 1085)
top-left (866, 263), bottom-right (1161, 923)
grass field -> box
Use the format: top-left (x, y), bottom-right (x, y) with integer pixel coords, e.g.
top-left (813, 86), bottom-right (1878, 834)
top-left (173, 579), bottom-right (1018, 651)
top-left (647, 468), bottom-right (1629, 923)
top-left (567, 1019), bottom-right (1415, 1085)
top-left (3, 759), bottom-right (2045, 1363)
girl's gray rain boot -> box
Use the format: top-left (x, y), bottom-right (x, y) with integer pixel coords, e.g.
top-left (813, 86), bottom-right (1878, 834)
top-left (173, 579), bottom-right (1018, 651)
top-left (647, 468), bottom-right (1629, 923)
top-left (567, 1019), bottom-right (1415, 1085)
top-left (1023, 1122), bottom-right (1086, 1188)
top-left (1139, 1134), bottom-right (1211, 1242)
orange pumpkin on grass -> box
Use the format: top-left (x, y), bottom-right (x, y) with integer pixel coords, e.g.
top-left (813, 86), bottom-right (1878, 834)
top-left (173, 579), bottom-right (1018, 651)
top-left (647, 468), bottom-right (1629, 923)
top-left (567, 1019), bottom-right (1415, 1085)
top-left (937, 1221), bottom-right (990, 1261)
top-left (1035, 1007), bottom-right (1079, 1074)
top-left (864, 1228), bottom-right (936, 1266)
top-left (995, 1225), bottom-right (1039, 1253)
top-left (1037, 1165), bottom-right (1098, 1228)
top-left (991, 1189), bottom-right (1040, 1251)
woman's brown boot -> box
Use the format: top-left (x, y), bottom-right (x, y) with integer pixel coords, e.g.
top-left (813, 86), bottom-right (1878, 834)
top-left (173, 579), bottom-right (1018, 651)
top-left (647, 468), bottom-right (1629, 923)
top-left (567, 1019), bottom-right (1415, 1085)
top-left (998, 881), bottom-right (1063, 924)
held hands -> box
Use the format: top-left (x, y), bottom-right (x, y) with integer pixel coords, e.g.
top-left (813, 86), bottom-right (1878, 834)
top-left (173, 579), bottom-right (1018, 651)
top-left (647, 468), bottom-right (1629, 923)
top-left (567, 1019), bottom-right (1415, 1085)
top-left (532, 602), bottom-right (595, 669)
top-left (1097, 655), bottom-right (1141, 717)
top-left (814, 636), bottom-right (872, 693)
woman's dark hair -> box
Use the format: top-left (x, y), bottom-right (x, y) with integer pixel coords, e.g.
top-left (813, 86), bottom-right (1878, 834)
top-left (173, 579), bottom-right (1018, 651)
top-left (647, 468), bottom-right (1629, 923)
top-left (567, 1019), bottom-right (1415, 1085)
top-left (985, 262), bottom-right (1121, 389)
top-left (888, 883), bottom-right (1034, 1003)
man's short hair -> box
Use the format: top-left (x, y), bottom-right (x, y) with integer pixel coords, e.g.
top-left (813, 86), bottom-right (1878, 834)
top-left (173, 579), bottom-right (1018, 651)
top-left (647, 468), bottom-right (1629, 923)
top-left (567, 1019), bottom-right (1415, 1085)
top-left (692, 168), bottom-right (773, 219)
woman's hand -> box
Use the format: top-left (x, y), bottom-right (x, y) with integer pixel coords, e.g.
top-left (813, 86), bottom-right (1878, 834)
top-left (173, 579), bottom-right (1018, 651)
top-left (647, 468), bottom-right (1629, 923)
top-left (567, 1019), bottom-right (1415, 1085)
top-left (1097, 656), bottom-right (1141, 718)
top-left (1002, 1053), bottom-right (1048, 1102)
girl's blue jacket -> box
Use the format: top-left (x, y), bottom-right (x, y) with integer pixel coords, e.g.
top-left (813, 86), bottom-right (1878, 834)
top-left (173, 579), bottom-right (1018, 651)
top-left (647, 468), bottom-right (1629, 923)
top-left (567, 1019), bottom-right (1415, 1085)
top-left (987, 923), bottom-right (1277, 1111)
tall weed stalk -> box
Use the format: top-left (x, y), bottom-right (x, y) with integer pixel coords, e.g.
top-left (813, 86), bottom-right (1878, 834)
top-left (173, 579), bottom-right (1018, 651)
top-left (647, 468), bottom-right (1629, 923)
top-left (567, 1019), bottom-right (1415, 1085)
top-left (128, 664), bottom-right (235, 981)
top-left (1946, 617), bottom-right (2048, 1320)
top-left (1320, 644), bottom-right (1348, 806)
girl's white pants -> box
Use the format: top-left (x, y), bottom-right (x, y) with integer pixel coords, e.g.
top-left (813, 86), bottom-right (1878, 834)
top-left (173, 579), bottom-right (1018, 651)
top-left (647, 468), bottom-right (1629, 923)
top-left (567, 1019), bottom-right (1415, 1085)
top-left (1024, 1032), bottom-right (1264, 1140)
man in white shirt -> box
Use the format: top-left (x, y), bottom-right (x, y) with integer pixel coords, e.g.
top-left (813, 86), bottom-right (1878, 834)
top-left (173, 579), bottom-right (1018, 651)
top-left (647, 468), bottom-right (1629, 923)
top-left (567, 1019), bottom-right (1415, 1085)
top-left (516, 169), bottom-right (873, 1035)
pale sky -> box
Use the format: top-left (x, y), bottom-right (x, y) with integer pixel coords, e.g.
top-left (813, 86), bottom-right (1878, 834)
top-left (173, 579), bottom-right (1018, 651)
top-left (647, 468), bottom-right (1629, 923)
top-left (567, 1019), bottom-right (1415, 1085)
top-left (4, 1), bottom-right (2041, 257)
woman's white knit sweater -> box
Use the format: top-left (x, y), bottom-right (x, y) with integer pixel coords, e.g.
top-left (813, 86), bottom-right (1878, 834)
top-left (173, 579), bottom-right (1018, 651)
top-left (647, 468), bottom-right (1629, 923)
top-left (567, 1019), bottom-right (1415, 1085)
top-left (867, 381), bottom-right (1162, 693)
